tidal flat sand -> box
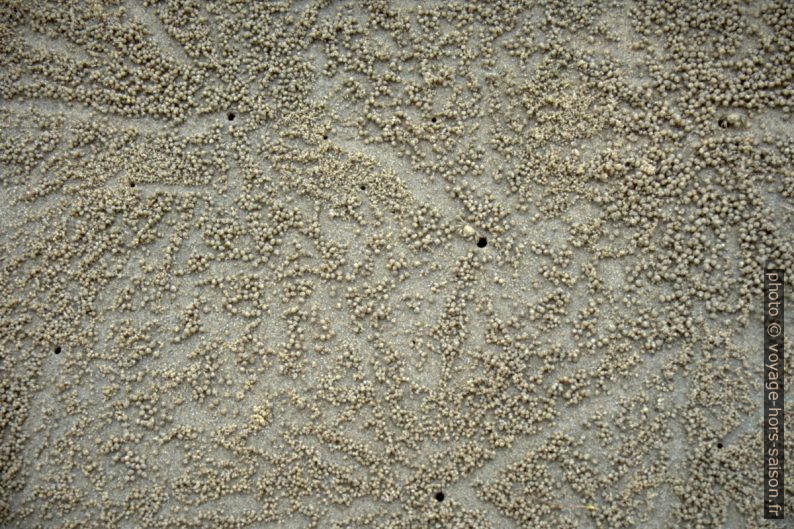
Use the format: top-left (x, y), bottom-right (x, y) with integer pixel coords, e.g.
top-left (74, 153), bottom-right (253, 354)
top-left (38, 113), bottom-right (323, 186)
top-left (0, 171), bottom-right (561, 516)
top-left (0, 1), bottom-right (793, 528)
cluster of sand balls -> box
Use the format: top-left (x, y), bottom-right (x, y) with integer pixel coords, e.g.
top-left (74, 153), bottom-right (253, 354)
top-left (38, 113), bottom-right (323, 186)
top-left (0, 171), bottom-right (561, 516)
top-left (0, 1), bottom-right (792, 528)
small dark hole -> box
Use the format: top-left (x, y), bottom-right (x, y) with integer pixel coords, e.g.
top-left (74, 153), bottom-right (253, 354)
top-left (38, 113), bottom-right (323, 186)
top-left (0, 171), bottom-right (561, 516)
top-left (431, 117), bottom-right (437, 123)
top-left (54, 346), bottom-right (61, 355)
top-left (323, 134), bottom-right (328, 140)
top-left (359, 185), bottom-right (366, 191)
top-left (717, 442), bottom-right (723, 449)
top-left (129, 181), bottom-right (136, 188)
top-left (435, 491), bottom-right (444, 502)
top-left (227, 112), bottom-right (235, 121)
top-left (477, 237), bottom-right (487, 248)
top-left (717, 118), bottom-right (728, 128)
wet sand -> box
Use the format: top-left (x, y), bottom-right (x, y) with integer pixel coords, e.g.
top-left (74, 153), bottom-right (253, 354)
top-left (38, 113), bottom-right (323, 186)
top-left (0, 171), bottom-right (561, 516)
top-left (0, 1), bottom-right (792, 528)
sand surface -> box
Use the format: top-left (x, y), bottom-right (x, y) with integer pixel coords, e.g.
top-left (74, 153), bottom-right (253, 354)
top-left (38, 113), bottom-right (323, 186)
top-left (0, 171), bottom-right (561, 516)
top-left (0, 1), bottom-right (793, 528)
